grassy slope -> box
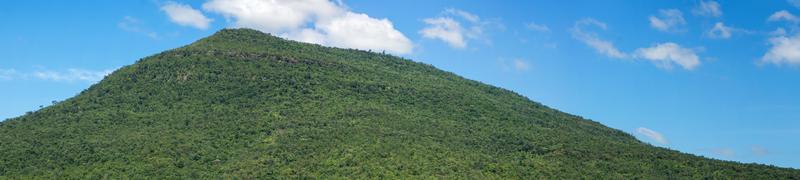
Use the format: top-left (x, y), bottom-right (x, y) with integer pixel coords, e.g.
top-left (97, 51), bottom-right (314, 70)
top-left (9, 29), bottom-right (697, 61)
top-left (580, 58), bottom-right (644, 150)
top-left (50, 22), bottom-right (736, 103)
top-left (0, 29), bottom-right (797, 178)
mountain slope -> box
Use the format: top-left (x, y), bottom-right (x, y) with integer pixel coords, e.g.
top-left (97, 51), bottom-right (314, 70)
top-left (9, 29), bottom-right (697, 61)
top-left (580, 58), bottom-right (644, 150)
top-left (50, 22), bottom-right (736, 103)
top-left (0, 29), bottom-right (797, 178)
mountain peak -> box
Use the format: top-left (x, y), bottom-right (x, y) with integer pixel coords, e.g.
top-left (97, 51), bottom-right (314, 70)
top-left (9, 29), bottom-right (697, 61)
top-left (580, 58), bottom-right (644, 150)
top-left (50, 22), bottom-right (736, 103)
top-left (1, 28), bottom-right (798, 178)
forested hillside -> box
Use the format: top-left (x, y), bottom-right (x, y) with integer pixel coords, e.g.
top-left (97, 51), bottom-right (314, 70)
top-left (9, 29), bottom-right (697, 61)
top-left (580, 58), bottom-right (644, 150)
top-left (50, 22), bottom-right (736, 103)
top-left (0, 29), bottom-right (797, 178)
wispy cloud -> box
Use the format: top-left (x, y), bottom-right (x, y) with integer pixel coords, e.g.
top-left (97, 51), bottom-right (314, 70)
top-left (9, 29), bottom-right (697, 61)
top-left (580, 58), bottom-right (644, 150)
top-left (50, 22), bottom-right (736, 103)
top-left (649, 9), bottom-right (686, 32)
top-left (444, 8), bottom-right (480, 23)
top-left (33, 69), bottom-right (114, 82)
top-left (705, 22), bottom-right (752, 39)
top-left (572, 18), bottom-right (701, 70)
top-left (768, 10), bottom-right (800, 24)
top-left (751, 146), bottom-right (770, 156)
top-left (0, 68), bottom-right (114, 83)
top-left (420, 17), bottom-right (467, 48)
top-left (693, 0), bottom-right (723, 17)
top-left (420, 8), bottom-right (501, 49)
top-left (500, 58), bottom-right (530, 72)
top-left (160, 1), bottom-right (212, 29)
top-left (770, 28), bottom-right (788, 36)
top-left (512, 59), bottom-right (530, 71)
top-left (0, 69), bottom-right (18, 80)
top-left (707, 22), bottom-right (732, 39)
top-left (790, 0), bottom-right (800, 8)
top-left (636, 127), bottom-right (668, 145)
top-left (571, 18), bottom-right (628, 59)
top-left (118, 16), bottom-right (159, 39)
top-left (712, 148), bottom-right (736, 157)
top-left (698, 147), bottom-right (737, 158)
top-left (525, 22), bottom-right (550, 33)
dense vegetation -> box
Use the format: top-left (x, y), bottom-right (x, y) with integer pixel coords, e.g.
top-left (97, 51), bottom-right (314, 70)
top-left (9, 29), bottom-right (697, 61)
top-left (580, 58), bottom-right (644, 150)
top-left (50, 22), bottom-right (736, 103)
top-left (0, 29), bottom-right (797, 178)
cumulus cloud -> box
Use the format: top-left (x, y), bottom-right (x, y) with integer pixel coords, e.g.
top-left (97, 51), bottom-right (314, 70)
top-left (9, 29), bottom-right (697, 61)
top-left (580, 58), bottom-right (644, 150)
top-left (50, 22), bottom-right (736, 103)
top-left (310, 12), bottom-right (413, 54)
top-left (526, 22), bottom-right (550, 32)
top-left (203, 0), bottom-right (412, 54)
top-left (649, 9), bottom-right (686, 32)
top-left (161, 1), bottom-right (212, 29)
top-left (693, 0), bottom-right (722, 17)
top-left (636, 127), bottom-right (668, 145)
top-left (420, 8), bottom-right (498, 49)
top-left (118, 16), bottom-right (159, 39)
top-left (571, 18), bottom-right (628, 59)
top-left (768, 10), bottom-right (800, 24)
top-left (761, 34), bottom-right (800, 66)
top-left (420, 17), bottom-right (467, 48)
top-left (203, 0), bottom-right (340, 32)
top-left (634, 42), bottom-right (701, 70)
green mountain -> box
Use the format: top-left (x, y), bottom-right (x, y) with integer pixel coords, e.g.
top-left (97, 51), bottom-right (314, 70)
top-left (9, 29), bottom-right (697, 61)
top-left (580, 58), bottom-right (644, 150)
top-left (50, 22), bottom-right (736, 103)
top-left (0, 29), bottom-right (797, 179)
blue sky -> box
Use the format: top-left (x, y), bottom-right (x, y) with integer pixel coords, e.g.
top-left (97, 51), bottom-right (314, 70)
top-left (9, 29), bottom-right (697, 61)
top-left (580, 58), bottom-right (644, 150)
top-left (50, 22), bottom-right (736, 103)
top-left (1, 0), bottom-right (799, 168)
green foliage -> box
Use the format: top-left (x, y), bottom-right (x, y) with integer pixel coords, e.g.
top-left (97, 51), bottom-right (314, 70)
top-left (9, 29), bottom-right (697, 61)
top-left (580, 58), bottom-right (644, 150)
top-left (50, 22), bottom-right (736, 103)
top-left (0, 28), bottom-right (797, 178)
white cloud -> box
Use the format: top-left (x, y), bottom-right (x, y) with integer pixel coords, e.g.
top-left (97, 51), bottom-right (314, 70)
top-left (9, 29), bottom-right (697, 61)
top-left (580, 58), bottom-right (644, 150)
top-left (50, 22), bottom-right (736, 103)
top-left (649, 9), bottom-right (686, 32)
top-left (285, 28), bottom-right (327, 45)
top-left (525, 22), bottom-right (550, 32)
top-left (311, 12), bottom-right (413, 54)
top-left (204, 0), bottom-right (341, 32)
top-left (511, 59), bottom-right (530, 71)
top-left (571, 18), bottom-right (628, 59)
top-left (768, 10), bottom-right (800, 24)
top-left (420, 8), bottom-right (498, 49)
top-left (513, 59), bottom-right (530, 71)
top-left (33, 69), bottom-right (114, 82)
top-left (693, 0), bottom-right (722, 17)
top-left (0, 68), bottom-right (114, 82)
top-left (705, 22), bottom-right (751, 40)
top-left (572, 19), bottom-right (702, 70)
top-left (499, 58), bottom-right (531, 72)
top-left (0, 69), bottom-right (17, 80)
top-left (636, 127), bottom-right (668, 145)
top-left (706, 22), bottom-right (732, 39)
top-left (118, 16), bottom-right (159, 39)
top-left (770, 28), bottom-right (788, 36)
top-left (444, 8), bottom-right (480, 23)
top-left (161, 1), bottom-right (212, 29)
top-left (761, 34), bottom-right (800, 66)
top-left (634, 42), bottom-right (701, 70)
top-left (420, 17), bottom-right (467, 48)
top-left (203, 0), bottom-right (412, 54)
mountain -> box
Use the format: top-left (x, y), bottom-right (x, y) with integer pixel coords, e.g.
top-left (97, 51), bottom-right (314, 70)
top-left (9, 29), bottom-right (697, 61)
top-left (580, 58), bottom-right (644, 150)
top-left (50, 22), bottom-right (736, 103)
top-left (0, 29), bottom-right (798, 178)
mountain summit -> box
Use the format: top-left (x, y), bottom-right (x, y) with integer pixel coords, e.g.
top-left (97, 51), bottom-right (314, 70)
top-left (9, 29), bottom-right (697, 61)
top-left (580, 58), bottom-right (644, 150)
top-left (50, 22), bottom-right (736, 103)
top-left (1, 29), bottom-right (797, 178)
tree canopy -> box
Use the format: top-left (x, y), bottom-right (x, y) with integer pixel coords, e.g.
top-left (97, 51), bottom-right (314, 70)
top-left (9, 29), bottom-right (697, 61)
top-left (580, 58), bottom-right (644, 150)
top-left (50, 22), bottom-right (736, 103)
top-left (0, 29), bottom-right (797, 179)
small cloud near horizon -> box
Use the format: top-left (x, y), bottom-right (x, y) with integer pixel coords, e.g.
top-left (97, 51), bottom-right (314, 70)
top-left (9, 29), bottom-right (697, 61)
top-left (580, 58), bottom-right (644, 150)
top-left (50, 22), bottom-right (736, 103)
top-left (636, 127), bottom-right (668, 145)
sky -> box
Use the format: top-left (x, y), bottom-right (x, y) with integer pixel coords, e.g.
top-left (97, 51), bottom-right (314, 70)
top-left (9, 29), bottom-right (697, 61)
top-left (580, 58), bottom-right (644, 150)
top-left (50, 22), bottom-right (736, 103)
top-left (1, 0), bottom-right (799, 168)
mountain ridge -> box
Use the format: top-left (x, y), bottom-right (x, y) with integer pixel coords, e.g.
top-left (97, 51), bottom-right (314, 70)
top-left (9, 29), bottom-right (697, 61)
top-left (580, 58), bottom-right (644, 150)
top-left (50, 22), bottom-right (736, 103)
top-left (0, 28), bottom-right (797, 178)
